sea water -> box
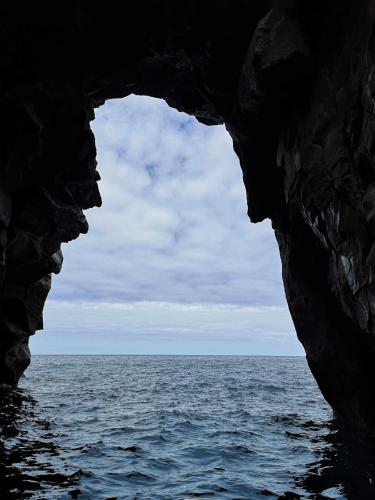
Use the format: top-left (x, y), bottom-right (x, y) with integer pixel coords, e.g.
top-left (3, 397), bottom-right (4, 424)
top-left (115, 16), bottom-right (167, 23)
top-left (0, 355), bottom-right (374, 499)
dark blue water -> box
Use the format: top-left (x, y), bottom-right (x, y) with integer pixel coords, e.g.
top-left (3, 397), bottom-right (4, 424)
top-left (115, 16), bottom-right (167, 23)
top-left (1, 356), bottom-right (374, 499)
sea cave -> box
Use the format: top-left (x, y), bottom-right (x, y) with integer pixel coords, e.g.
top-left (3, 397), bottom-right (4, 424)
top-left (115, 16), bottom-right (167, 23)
top-left (0, 1), bottom-right (375, 436)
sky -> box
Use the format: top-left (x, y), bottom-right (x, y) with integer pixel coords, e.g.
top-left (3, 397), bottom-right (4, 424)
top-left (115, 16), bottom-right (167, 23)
top-left (30, 95), bottom-right (302, 355)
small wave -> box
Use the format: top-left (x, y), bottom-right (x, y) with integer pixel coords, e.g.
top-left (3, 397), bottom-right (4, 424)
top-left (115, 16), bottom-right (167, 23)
top-left (234, 444), bottom-right (255, 454)
top-left (117, 445), bottom-right (143, 453)
top-left (67, 469), bottom-right (96, 480)
top-left (123, 471), bottom-right (156, 481)
top-left (148, 456), bottom-right (181, 470)
top-left (181, 491), bottom-right (215, 497)
top-left (209, 430), bottom-right (241, 438)
top-left (271, 414), bottom-right (302, 426)
top-left (221, 444), bottom-right (256, 459)
top-left (285, 431), bottom-right (305, 440)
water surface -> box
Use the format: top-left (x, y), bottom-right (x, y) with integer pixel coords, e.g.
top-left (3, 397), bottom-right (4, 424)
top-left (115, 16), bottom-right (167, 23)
top-left (1, 355), bottom-right (374, 499)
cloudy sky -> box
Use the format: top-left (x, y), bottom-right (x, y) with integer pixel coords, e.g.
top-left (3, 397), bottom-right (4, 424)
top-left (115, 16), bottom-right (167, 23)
top-left (30, 95), bottom-right (302, 355)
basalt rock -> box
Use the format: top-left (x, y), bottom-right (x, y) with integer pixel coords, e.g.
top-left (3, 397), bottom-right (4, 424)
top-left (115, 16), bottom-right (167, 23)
top-left (0, 1), bottom-right (374, 433)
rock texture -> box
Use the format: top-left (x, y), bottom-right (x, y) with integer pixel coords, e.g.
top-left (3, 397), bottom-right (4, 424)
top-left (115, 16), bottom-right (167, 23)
top-left (0, 1), bottom-right (375, 433)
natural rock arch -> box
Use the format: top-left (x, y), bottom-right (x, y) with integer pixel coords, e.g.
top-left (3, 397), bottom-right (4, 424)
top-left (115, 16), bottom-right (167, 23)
top-left (1, 1), bottom-right (375, 434)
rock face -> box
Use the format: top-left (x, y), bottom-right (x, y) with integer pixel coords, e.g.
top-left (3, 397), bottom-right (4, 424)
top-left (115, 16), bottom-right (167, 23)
top-left (0, 1), bottom-right (375, 432)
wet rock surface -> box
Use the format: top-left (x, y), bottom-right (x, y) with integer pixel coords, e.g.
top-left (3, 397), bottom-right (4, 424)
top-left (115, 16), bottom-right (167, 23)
top-left (0, 1), bottom-right (375, 433)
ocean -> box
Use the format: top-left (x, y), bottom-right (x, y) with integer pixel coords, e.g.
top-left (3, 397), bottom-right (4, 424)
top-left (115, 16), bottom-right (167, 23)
top-left (0, 355), bottom-right (373, 499)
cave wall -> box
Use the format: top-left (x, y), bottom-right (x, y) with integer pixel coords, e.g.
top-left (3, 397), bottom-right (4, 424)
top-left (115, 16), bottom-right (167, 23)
top-left (1, 1), bottom-right (375, 433)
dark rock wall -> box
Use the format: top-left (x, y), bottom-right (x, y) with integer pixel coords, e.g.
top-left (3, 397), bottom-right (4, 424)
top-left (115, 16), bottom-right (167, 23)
top-left (1, 1), bottom-right (375, 433)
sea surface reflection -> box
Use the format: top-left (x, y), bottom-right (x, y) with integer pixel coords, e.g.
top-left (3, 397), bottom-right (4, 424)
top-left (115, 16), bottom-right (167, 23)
top-left (0, 385), bottom-right (80, 498)
top-left (295, 424), bottom-right (375, 499)
top-left (0, 356), bottom-right (373, 499)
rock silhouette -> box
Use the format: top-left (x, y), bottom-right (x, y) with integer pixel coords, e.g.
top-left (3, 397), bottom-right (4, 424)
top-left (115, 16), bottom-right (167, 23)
top-left (0, 1), bottom-right (375, 433)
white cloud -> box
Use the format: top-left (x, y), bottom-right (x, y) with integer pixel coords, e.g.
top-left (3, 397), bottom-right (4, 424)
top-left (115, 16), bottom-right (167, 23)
top-left (50, 95), bottom-right (286, 307)
top-left (31, 300), bottom-right (301, 356)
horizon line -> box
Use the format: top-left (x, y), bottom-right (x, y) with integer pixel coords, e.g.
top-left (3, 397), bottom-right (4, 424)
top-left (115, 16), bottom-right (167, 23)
top-left (31, 353), bottom-right (305, 357)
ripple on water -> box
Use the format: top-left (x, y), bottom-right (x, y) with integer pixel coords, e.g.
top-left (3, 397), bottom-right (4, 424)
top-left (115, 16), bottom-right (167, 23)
top-left (0, 356), bottom-right (373, 498)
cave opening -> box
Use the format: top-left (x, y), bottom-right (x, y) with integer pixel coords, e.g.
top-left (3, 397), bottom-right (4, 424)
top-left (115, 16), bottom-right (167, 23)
top-left (29, 95), bottom-right (299, 356)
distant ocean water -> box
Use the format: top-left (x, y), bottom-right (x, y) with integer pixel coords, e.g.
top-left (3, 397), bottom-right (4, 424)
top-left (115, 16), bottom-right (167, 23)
top-left (1, 356), bottom-right (375, 499)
